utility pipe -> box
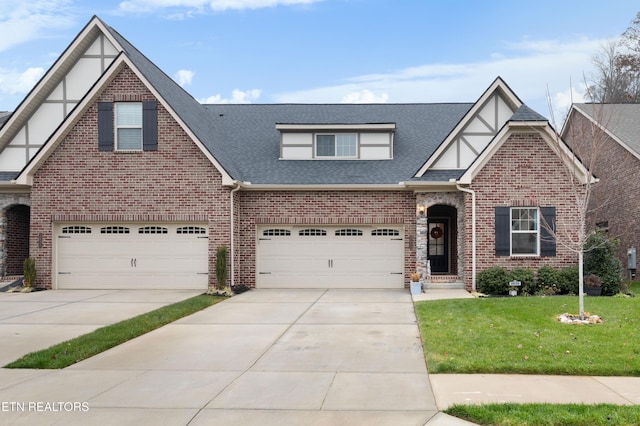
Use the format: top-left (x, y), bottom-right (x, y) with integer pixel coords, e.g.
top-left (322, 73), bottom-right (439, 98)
top-left (229, 182), bottom-right (242, 288)
top-left (456, 183), bottom-right (476, 292)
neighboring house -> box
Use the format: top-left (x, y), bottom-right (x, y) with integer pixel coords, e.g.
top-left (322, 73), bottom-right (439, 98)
top-left (0, 16), bottom-right (590, 291)
top-left (563, 103), bottom-right (640, 272)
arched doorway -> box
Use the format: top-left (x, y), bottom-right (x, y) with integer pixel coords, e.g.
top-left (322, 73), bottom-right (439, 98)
top-left (5, 204), bottom-right (30, 276)
top-left (427, 205), bottom-right (457, 275)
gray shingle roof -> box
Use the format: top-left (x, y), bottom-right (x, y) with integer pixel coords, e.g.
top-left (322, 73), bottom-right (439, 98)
top-left (511, 104), bottom-right (547, 122)
top-left (202, 103), bottom-right (471, 184)
top-left (575, 103), bottom-right (640, 156)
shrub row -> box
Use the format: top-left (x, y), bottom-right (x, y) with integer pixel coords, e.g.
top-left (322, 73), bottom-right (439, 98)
top-left (477, 266), bottom-right (580, 296)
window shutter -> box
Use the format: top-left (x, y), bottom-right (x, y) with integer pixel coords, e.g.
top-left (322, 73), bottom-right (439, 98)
top-left (142, 101), bottom-right (158, 151)
top-left (98, 102), bottom-right (113, 152)
top-left (540, 206), bottom-right (556, 257)
top-left (495, 206), bottom-right (510, 256)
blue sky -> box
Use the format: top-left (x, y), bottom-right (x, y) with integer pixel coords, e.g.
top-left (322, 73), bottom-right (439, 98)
top-left (0, 0), bottom-right (638, 123)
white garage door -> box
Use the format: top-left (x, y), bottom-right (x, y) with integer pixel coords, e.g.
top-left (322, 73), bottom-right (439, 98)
top-left (257, 225), bottom-right (404, 288)
top-left (55, 223), bottom-right (208, 290)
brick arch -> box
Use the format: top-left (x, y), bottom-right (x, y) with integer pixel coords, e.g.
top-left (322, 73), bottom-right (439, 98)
top-left (0, 194), bottom-right (31, 277)
top-left (415, 192), bottom-right (465, 279)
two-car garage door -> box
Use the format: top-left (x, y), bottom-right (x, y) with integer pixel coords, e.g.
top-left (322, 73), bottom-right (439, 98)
top-left (55, 223), bottom-right (208, 290)
top-left (257, 225), bottom-right (404, 288)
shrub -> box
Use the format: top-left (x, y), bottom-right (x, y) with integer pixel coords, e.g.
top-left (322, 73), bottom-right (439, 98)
top-left (477, 267), bottom-right (509, 295)
top-left (584, 231), bottom-right (623, 295)
top-left (557, 266), bottom-right (579, 295)
top-left (23, 257), bottom-right (36, 288)
top-left (509, 267), bottom-right (535, 295)
top-left (537, 265), bottom-right (560, 295)
top-left (216, 246), bottom-right (228, 291)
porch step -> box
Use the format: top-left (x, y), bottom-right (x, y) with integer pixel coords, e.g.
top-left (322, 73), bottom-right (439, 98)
top-left (422, 281), bottom-right (464, 290)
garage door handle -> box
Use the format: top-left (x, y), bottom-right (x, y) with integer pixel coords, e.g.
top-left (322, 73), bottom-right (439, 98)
top-left (391, 272), bottom-right (403, 275)
top-left (259, 272), bottom-right (271, 275)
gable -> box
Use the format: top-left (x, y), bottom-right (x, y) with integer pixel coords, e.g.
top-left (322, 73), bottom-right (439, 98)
top-left (415, 77), bottom-right (522, 177)
top-left (0, 17), bottom-right (121, 174)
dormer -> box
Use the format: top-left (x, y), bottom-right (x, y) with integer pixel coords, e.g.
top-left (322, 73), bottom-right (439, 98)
top-left (276, 123), bottom-right (395, 160)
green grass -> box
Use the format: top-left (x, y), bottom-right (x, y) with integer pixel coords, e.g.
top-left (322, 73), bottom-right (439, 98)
top-left (415, 293), bottom-right (640, 376)
top-left (445, 403), bottom-right (640, 426)
top-left (4, 294), bottom-right (225, 369)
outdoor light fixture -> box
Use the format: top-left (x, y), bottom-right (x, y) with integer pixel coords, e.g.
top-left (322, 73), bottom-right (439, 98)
top-left (418, 205), bottom-right (425, 215)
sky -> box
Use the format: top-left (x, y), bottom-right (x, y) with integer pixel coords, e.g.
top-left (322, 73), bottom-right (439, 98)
top-left (0, 0), bottom-right (638, 125)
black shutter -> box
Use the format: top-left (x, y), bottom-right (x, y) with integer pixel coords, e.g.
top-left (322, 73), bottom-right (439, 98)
top-left (540, 206), bottom-right (556, 257)
top-left (142, 101), bottom-right (158, 151)
top-left (495, 206), bottom-right (510, 256)
top-left (98, 102), bottom-right (113, 152)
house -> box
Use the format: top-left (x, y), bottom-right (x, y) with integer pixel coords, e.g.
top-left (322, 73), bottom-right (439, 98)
top-left (0, 16), bottom-right (590, 291)
top-left (562, 103), bottom-right (640, 272)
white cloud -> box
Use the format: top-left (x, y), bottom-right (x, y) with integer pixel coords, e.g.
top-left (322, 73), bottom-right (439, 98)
top-left (199, 88), bottom-right (262, 104)
top-left (118, 0), bottom-right (322, 14)
top-left (274, 36), bottom-right (607, 118)
top-left (174, 69), bottom-right (195, 86)
top-left (0, 67), bottom-right (45, 96)
top-left (341, 89), bottom-right (388, 104)
top-left (0, 0), bottom-right (76, 52)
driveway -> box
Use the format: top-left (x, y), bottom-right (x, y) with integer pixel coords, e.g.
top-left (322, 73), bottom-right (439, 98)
top-left (0, 289), bottom-right (438, 425)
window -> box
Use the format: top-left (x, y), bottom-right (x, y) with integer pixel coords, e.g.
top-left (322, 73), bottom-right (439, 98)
top-left (115, 103), bottom-right (143, 150)
top-left (495, 206), bottom-right (556, 257)
top-left (316, 134), bottom-right (357, 157)
top-left (138, 226), bottom-right (168, 234)
top-left (177, 226), bottom-right (207, 235)
top-left (335, 229), bottom-right (363, 236)
top-left (61, 226), bottom-right (92, 234)
top-left (98, 101), bottom-right (157, 152)
top-left (101, 226), bottom-right (130, 234)
top-left (262, 229), bottom-right (291, 236)
top-left (372, 229), bottom-right (400, 237)
top-left (299, 229), bottom-right (327, 236)
top-left (511, 208), bottom-right (538, 255)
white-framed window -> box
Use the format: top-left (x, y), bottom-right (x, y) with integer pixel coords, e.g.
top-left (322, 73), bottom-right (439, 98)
top-left (511, 207), bottom-right (539, 255)
top-left (115, 102), bottom-right (143, 150)
top-left (315, 134), bottom-right (357, 158)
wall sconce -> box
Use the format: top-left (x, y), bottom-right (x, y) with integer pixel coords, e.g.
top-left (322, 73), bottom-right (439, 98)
top-left (418, 205), bottom-right (425, 215)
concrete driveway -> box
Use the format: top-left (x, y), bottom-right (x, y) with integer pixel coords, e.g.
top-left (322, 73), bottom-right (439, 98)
top-left (0, 289), bottom-right (203, 366)
top-left (0, 289), bottom-right (439, 425)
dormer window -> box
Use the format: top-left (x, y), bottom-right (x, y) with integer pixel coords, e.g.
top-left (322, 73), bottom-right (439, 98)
top-left (316, 134), bottom-right (357, 158)
top-left (277, 123), bottom-right (395, 160)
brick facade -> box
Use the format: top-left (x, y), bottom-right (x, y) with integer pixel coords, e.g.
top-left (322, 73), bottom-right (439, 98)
top-left (564, 112), bottom-right (640, 271)
top-left (0, 195), bottom-right (31, 277)
top-left (29, 66), bottom-right (230, 289)
top-left (465, 132), bottom-right (584, 290)
top-left (235, 191), bottom-right (416, 287)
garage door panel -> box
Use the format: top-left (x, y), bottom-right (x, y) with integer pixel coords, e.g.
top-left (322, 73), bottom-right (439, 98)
top-left (56, 223), bottom-right (208, 290)
top-left (257, 226), bottom-right (404, 289)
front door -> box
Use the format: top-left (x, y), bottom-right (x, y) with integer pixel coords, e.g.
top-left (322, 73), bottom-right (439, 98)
top-left (427, 220), bottom-right (448, 273)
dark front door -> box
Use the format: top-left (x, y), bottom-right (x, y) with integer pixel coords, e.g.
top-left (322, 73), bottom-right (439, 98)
top-left (428, 220), bottom-right (448, 273)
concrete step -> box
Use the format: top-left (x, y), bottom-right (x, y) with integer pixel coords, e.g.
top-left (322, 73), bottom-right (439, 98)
top-left (423, 281), bottom-right (465, 290)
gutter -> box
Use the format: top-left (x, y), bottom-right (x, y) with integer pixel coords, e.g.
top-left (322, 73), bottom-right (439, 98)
top-left (455, 182), bottom-right (476, 292)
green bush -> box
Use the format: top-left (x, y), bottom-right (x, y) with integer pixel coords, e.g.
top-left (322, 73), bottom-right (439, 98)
top-left (584, 231), bottom-right (623, 295)
top-left (537, 265), bottom-right (560, 294)
top-left (215, 246), bottom-right (228, 291)
top-left (23, 257), bottom-right (36, 288)
top-left (509, 267), bottom-right (535, 295)
top-left (557, 266), bottom-right (579, 295)
top-left (477, 267), bottom-right (509, 295)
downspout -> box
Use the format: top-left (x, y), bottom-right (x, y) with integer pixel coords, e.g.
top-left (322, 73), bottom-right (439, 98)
top-left (229, 182), bottom-right (242, 288)
top-left (456, 183), bottom-right (477, 292)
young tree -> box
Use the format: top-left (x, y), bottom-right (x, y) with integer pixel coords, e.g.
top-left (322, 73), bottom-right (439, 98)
top-left (586, 12), bottom-right (640, 103)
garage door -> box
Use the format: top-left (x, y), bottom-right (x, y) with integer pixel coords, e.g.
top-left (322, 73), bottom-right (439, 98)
top-left (55, 223), bottom-right (208, 290)
top-left (256, 225), bottom-right (404, 288)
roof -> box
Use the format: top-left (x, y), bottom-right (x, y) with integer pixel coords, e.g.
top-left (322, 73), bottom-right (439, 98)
top-left (0, 112), bottom-right (10, 127)
top-left (201, 103), bottom-right (472, 184)
top-left (510, 104), bottom-right (547, 122)
top-left (573, 103), bottom-right (640, 156)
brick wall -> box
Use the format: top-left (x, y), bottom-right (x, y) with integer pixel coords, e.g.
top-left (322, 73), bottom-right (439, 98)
top-left (465, 131), bottom-right (584, 290)
top-left (5, 204), bottom-right (30, 275)
top-left (30, 65), bottom-right (230, 288)
top-left (235, 191), bottom-right (416, 287)
top-left (564, 112), bottom-right (640, 271)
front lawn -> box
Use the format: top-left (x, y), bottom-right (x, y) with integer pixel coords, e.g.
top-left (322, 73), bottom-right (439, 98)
top-left (445, 403), bottom-right (640, 426)
top-left (415, 293), bottom-right (640, 376)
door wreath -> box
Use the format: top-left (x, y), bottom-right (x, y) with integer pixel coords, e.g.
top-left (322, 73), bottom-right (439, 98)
top-left (430, 226), bottom-right (443, 239)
